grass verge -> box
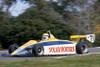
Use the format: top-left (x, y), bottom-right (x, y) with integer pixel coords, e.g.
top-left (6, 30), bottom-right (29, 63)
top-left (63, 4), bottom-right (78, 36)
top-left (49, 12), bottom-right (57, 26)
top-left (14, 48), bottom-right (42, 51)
top-left (0, 54), bottom-right (100, 67)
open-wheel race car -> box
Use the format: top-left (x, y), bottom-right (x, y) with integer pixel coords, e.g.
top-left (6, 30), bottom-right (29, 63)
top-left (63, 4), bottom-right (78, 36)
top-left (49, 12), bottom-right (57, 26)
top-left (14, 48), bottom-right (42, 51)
top-left (8, 31), bottom-right (95, 56)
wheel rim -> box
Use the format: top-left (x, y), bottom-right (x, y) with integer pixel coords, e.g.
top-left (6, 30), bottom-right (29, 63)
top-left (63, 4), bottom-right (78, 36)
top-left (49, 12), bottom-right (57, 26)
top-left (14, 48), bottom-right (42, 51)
top-left (38, 47), bottom-right (42, 53)
top-left (81, 44), bottom-right (88, 53)
top-left (36, 46), bottom-right (43, 55)
top-left (82, 45), bottom-right (85, 51)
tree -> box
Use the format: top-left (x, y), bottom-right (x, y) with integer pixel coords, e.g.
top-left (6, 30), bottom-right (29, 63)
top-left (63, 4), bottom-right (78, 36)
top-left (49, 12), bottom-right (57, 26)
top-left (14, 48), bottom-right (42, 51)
top-left (0, 8), bottom-right (74, 48)
top-left (64, 0), bottom-right (99, 34)
top-left (93, 25), bottom-right (100, 46)
top-left (0, 0), bottom-right (17, 17)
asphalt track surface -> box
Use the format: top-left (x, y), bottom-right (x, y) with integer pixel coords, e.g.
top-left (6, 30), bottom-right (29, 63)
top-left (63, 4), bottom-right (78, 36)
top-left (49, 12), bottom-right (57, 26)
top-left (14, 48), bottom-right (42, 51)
top-left (0, 48), bottom-right (100, 61)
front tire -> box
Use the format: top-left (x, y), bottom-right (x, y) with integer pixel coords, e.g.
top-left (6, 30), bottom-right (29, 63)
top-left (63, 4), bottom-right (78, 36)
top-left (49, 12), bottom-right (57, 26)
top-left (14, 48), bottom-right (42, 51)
top-left (76, 40), bottom-right (89, 54)
top-left (8, 44), bottom-right (19, 54)
top-left (32, 44), bottom-right (44, 57)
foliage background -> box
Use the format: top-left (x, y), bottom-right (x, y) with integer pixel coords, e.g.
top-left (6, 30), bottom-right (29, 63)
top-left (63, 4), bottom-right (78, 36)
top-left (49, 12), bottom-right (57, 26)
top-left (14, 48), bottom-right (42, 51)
top-left (0, 8), bottom-right (73, 48)
top-left (0, 0), bottom-right (100, 48)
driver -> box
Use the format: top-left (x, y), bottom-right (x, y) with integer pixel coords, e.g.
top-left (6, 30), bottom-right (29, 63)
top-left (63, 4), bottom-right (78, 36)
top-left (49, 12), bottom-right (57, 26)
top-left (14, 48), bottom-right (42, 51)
top-left (42, 33), bottom-right (49, 40)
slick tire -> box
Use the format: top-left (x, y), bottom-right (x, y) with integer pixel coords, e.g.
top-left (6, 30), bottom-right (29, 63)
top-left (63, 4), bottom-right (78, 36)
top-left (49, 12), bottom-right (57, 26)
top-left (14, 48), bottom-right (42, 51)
top-left (76, 40), bottom-right (89, 54)
top-left (32, 44), bottom-right (44, 57)
top-left (8, 44), bottom-right (19, 54)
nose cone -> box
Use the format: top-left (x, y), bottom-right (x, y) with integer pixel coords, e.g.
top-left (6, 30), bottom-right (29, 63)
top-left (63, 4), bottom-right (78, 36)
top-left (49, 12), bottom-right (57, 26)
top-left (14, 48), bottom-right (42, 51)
top-left (11, 46), bottom-right (33, 56)
top-left (11, 48), bottom-right (32, 56)
top-left (11, 47), bottom-right (23, 56)
top-left (10, 40), bottom-right (37, 56)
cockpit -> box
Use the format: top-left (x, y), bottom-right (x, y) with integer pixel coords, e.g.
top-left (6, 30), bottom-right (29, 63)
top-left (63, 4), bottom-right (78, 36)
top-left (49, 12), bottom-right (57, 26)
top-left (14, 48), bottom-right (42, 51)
top-left (42, 33), bottom-right (49, 40)
top-left (41, 31), bottom-right (56, 41)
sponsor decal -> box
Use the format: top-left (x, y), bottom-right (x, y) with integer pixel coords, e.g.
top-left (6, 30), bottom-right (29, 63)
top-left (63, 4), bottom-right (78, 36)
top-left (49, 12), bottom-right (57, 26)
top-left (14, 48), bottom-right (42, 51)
top-left (49, 47), bottom-right (75, 53)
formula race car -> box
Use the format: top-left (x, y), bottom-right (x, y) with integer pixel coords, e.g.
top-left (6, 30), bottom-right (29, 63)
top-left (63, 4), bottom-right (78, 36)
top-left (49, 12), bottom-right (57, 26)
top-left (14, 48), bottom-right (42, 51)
top-left (8, 31), bottom-right (95, 56)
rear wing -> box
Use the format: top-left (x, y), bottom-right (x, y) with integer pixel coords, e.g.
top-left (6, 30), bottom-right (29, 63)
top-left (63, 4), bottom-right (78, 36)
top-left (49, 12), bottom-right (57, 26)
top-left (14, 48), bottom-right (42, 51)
top-left (70, 34), bottom-right (95, 43)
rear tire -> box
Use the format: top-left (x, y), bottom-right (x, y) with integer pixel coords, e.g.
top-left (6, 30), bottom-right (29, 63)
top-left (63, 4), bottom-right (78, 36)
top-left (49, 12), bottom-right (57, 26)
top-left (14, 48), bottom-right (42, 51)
top-left (8, 44), bottom-right (19, 54)
top-left (32, 44), bottom-right (44, 57)
top-left (76, 40), bottom-right (89, 54)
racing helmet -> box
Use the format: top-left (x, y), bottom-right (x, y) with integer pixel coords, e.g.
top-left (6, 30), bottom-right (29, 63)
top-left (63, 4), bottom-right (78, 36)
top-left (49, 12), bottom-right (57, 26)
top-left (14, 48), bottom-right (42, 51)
top-left (42, 33), bottom-right (49, 40)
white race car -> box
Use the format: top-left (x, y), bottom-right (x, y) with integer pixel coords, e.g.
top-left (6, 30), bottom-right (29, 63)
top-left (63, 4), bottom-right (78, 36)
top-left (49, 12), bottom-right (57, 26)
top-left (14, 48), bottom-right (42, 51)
top-left (8, 31), bottom-right (95, 56)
